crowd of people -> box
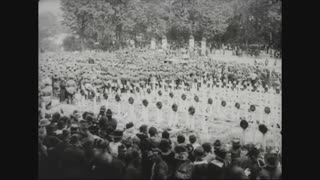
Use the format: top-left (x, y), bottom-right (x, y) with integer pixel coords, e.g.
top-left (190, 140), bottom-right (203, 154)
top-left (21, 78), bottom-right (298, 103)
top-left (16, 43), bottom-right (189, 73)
top-left (39, 106), bottom-right (282, 179)
top-left (39, 49), bottom-right (282, 179)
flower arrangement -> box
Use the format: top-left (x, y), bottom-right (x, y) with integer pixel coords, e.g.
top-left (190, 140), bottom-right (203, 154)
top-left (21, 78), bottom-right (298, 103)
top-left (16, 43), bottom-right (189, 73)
top-left (156, 101), bottom-right (163, 109)
top-left (264, 107), bottom-right (271, 114)
top-left (188, 106), bottom-right (195, 115)
top-left (128, 97), bottom-right (134, 104)
top-left (235, 102), bottom-right (240, 109)
top-left (181, 94), bottom-right (186, 101)
top-left (115, 94), bottom-right (121, 102)
top-left (142, 99), bottom-right (149, 107)
top-left (194, 95), bottom-right (199, 103)
top-left (221, 100), bottom-right (226, 107)
top-left (158, 90), bottom-right (162, 96)
top-left (250, 105), bottom-right (256, 112)
top-left (169, 92), bottom-right (174, 98)
top-left (259, 124), bottom-right (268, 134)
top-left (240, 119), bottom-right (248, 130)
top-left (147, 88), bottom-right (151, 94)
top-left (172, 103), bottom-right (178, 112)
top-left (208, 98), bottom-right (213, 105)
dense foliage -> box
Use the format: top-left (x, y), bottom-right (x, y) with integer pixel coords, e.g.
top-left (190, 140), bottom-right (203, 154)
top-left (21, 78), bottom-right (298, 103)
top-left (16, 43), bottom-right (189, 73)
top-left (59, 0), bottom-right (281, 53)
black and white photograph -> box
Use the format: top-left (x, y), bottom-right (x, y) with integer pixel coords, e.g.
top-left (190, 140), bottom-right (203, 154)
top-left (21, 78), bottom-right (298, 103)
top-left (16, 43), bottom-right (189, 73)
top-left (38, 0), bottom-right (282, 179)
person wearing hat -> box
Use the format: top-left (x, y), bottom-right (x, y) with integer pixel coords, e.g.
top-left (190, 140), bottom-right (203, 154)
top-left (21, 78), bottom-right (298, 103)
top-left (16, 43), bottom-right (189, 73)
top-left (159, 139), bottom-right (175, 179)
top-left (123, 148), bottom-right (143, 179)
top-left (188, 135), bottom-right (200, 151)
top-left (97, 105), bottom-right (106, 120)
top-left (161, 130), bottom-right (172, 146)
top-left (109, 130), bottom-right (124, 157)
top-left (237, 146), bottom-right (261, 180)
top-left (105, 109), bottom-right (118, 133)
top-left (208, 145), bottom-right (229, 179)
top-left (225, 157), bottom-right (248, 179)
top-left (202, 142), bottom-right (215, 163)
top-left (231, 137), bottom-right (242, 161)
top-left (173, 145), bottom-right (193, 180)
top-left (256, 153), bottom-right (281, 180)
top-left (123, 122), bottom-right (135, 140)
top-left (149, 148), bottom-right (169, 180)
top-left (191, 146), bottom-right (209, 179)
top-left (148, 127), bottom-right (161, 149)
top-left (213, 139), bottom-right (222, 152)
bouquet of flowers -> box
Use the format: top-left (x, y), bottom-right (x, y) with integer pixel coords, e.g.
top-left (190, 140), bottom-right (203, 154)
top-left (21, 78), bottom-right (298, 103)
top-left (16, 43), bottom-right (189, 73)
top-left (115, 94), bottom-right (121, 102)
top-left (128, 97), bottom-right (134, 104)
top-left (188, 106), bottom-right (195, 115)
top-left (264, 107), bottom-right (271, 114)
top-left (142, 99), bottom-right (149, 107)
top-left (240, 119), bottom-right (249, 130)
top-left (208, 98), bottom-right (213, 105)
top-left (156, 101), bottom-right (163, 110)
top-left (194, 95), bottom-right (199, 103)
top-left (259, 124), bottom-right (268, 135)
top-left (250, 105), bottom-right (256, 112)
top-left (235, 102), bottom-right (240, 109)
top-left (172, 103), bottom-right (178, 112)
top-left (221, 100), bottom-right (226, 107)
top-left (181, 94), bottom-right (186, 101)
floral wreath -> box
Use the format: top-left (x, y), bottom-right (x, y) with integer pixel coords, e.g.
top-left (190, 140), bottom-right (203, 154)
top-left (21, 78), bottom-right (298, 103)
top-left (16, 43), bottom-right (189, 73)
top-left (115, 94), bottom-right (121, 102)
top-left (128, 97), bottom-right (134, 104)
top-left (156, 101), bottom-right (163, 109)
top-left (172, 103), bottom-right (178, 112)
top-left (240, 120), bottom-right (249, 130)
top-left (194, 95), bottom-right (199, 103)
top-left (142, 99), bottom-right (149, 107)
top-left (221, 100), bottom-right (226, 107)
top-left (135, 87), bottom-right (140, 93)
top-left (235, 102), bottom-right (240, 109)
top-left (147, 88), bottom-right (151, 94)
top-left (250, 105), bottom-right (256, 112)
top-left (258, 124), bottom-right (268, 134)
top-left (181, 94), bottom-right (186, 101)
top-left (169, 92), bottom-right (174, 98)
top-left (208, 98), bottom-right (213, 105)
top-left (188, 106), bottom-right (195, 115)
top-left (158, 90), bottom-right (162, 96)
top-left (264, 107), bottom-right (271, 114)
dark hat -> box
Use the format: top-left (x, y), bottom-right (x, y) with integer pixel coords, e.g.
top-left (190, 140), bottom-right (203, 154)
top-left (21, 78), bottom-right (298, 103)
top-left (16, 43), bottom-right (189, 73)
top-left (264, 153), bottom-right (279, 168)
top-left (106, 109), bottom-right (112, 116)
top-left (215, 146), bottom-right (228, 159)
top-left (247, 147), bottom-right (260, 157)
top-left (213, 139), bottom-right (222, 149)
top-left (126, 122), bottom-right (134, 129)
top-left (162, 130), bottom-right (170, 139)
top-left (148, 127), bottom-right (158, 136)
top-left (174, 145), bottom-right (188, 154)
top-left (100, 105), bottom-right (106, 112)
top-left (159, 139), bottom-right (171, 152)
top-left (202, 142), bottom-right (212, 153)
top-left (193, 146), bottom-right (206, 158)
top-left (111, 130), bottom-right (123, 138)
top-left (149, 137), bottom-right (161, 148)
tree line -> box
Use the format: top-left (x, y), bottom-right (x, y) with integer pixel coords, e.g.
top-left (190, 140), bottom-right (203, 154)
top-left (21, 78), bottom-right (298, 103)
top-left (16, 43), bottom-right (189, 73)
top-left (59, 0), bottom-right (281, 54)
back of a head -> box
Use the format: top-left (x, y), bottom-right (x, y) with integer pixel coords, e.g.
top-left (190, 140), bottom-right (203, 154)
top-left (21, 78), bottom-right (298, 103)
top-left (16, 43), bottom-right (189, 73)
top-left (193, 146), bottom-right (205, 158)
top-left (189, 135), bottom-right (196, 144)
top-left (202, 142), bottom-right (212, 153)
top-left (177, 134), bottom-right (185, 144)
top-left (139, 125), bottom-right (148, 134)
top-left (148, 127), bottom-right (157, 137)
top-left (162, 130), bottom-right (170, 139)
